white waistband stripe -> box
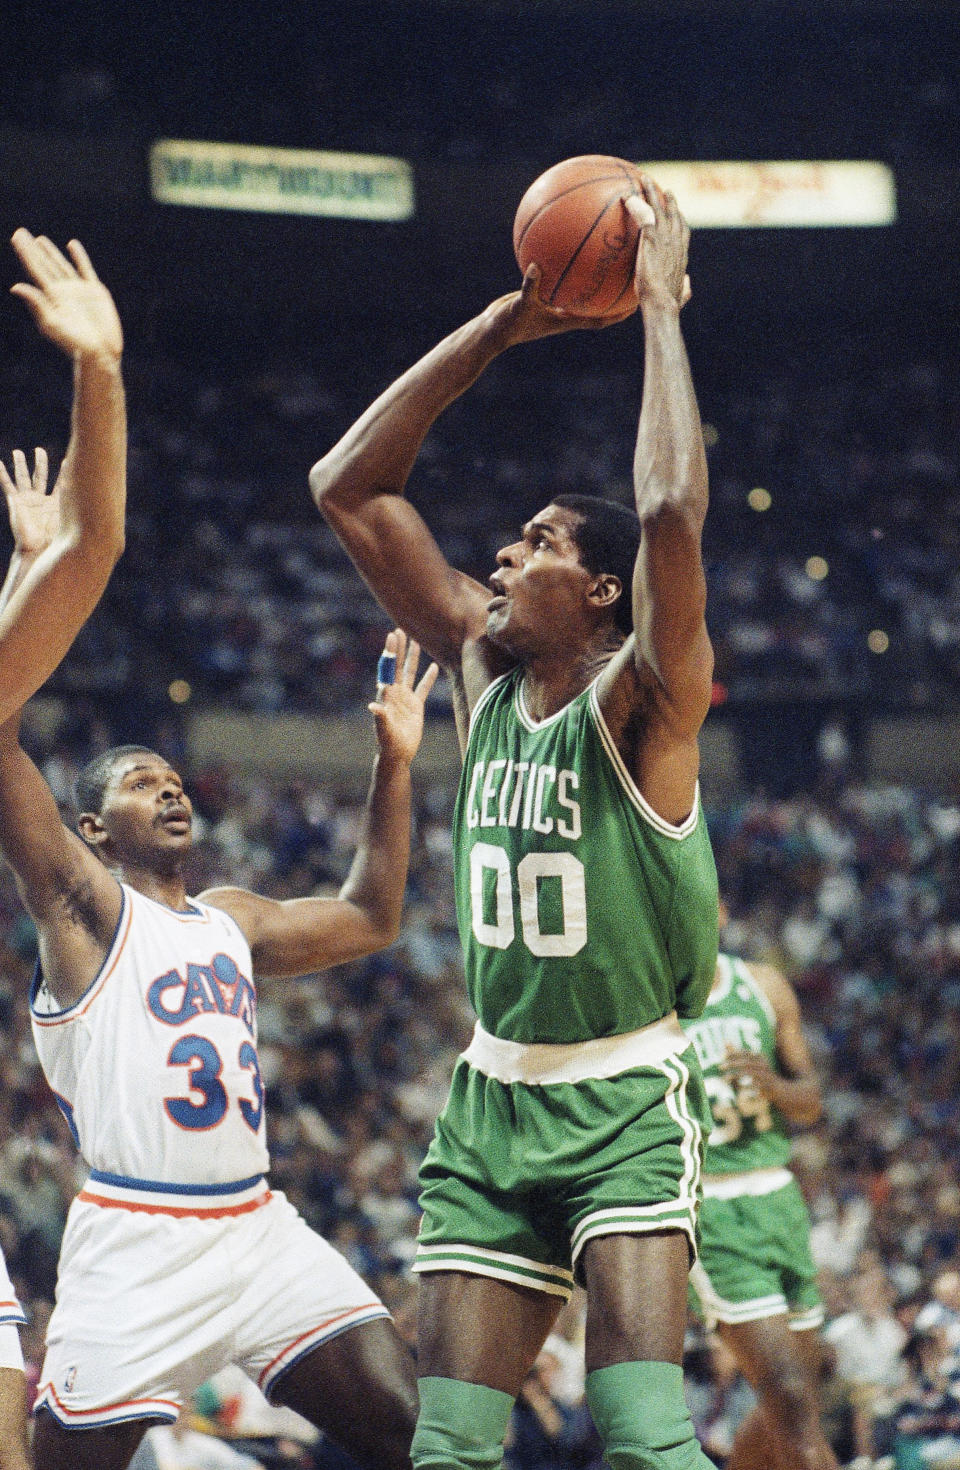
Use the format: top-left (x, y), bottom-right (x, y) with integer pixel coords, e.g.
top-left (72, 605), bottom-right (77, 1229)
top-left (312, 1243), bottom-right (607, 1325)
top-left (461, 1012), bottom-right (689, 1085)
top-left (701, 1166), bottom-right (793, 1200)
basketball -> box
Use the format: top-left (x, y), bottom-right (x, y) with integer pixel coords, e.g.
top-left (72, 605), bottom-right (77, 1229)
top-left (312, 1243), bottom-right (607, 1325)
top-left (513, 155), bottom-right (655, 318)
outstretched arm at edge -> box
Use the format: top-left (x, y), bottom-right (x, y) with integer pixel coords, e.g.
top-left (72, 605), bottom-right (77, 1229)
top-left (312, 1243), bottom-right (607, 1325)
top-left (0, 232), bottom-right (125, 725)
top-left (0, 441), bottom-right (124, 1010)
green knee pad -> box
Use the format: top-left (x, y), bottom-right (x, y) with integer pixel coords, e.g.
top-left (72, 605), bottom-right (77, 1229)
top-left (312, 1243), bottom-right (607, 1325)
top-left (412, 1376), bottom-right (515, 1470)
top-left (585, 1361), bottom-right (714, 1470)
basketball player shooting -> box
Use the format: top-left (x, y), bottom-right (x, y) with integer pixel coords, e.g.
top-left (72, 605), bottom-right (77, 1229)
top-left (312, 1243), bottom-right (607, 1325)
top-left (0, 434), bottom-right (436, 1468)
top-left (311, 176), bottom-right (720, 1470)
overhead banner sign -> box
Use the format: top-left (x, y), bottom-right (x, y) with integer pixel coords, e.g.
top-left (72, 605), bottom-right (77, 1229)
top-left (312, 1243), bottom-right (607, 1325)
top-left (149, 139), bottom-right (415, 221)
top-left (638, 161), bottom-right (897, 227)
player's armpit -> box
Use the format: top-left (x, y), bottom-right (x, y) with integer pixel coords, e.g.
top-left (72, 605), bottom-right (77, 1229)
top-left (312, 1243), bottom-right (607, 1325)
top-left (0, 732), bottom-right (122, 986)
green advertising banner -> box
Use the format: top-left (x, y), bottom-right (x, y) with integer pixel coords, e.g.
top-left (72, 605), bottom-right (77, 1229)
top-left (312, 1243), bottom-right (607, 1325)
top-left (150, 139), bottom-right (415, 220)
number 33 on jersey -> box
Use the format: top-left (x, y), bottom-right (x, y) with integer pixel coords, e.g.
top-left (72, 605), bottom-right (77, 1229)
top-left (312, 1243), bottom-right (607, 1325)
top-left (31, 885), bottom-right (269, 1187)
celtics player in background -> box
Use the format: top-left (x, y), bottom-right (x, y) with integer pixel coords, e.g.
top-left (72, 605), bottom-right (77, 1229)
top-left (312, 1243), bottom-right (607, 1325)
top-left (683, 912), bottom-right (838, 1470)
top-left (311, 177), bottom-right (718, 1470)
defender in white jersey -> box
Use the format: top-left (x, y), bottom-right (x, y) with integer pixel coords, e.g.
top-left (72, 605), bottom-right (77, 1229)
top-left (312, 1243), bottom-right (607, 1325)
top-left (0, 226), bottom-right (127, 1470)
top-left (0, 450), bottom-right (436, 1470)
top-left (0, 1244), bottom-right (29, 1470)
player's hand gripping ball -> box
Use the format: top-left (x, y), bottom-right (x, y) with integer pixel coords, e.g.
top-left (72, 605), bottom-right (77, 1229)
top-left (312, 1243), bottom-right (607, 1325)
top-left (513, 155), bottom-right (656, 318)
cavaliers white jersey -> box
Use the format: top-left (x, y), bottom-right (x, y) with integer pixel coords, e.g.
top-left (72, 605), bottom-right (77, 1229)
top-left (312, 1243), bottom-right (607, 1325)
top-left (0, 1243), bottom-right (25, 1330)
top-left (31, 883), bottom-right (268, 1190)
top-left (29, 886), bottom-right (393, 1431)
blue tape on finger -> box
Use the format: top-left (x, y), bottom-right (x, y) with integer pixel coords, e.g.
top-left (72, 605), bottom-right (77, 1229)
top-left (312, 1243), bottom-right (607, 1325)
top-left (377, 651), bottom-right (397, 686)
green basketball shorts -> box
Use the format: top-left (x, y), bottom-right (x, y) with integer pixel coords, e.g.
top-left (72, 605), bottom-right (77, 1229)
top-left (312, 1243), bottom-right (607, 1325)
top-left (413, 1019), bottom-right (710, 1299)
top-left (688, 1171), bottom-right (823, 1330)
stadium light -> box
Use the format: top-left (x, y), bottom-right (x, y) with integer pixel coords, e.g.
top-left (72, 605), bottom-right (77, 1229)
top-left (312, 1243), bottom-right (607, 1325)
top-left (637, 161), bottom-right (896, 227)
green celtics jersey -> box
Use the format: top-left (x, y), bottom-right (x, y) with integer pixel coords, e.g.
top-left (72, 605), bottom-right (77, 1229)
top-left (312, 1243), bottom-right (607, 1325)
top-left (682, 954), bottom-right (792, 1174)
top-left (452, 669), bottom-right (719, 1044)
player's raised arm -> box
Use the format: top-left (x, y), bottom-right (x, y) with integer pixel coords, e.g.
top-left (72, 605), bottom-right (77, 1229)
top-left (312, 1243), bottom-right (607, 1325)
top-left (201, 631), bottom-right (438, 977)
top-left (0, 448), bottom-right (59, 608)
top-left (0, 231), bottom-right (125, 725)
top-left (309, 270), bottom-right (622, 675)
top-left (628, 181), bottom-right (712, 738)
top-left (0, 446), bottom-right (124, 1010)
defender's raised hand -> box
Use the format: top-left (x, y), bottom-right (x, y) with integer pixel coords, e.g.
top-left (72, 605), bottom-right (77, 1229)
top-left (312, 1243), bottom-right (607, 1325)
top-left (0, 448), bottom-right (62, 559)
top-left (0, 231), bottom-right (125, 726)
top-left (369, 629), bottom-right (439, 766)
top-left (626, 179), bottom-right (692, 310)
top-left (9, 232), bottom-right (122, 364)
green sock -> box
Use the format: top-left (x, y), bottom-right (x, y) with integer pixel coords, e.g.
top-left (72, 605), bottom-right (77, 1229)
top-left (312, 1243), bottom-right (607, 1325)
top-left (412, 1375), bottom-right (515, 1470)
top-left (586, 1360), bottom-right (714, 1470)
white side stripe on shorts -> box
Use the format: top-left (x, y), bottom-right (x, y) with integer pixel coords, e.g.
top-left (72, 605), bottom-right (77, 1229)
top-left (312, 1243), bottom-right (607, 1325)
top-left (701, 1166), bottom-right (793, 1200)
top-left (660, 1053), bottom-right (703, 1212)
top-left (689, 1260), bottom-right (788, 1324)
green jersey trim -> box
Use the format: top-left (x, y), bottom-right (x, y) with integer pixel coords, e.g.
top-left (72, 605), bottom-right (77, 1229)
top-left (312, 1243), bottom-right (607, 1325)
top-left (689, 1260), bottom-right (790, 1324)
top-left (570, 1197), bottom-right (701, 1256)
top-left (714, 954), bottom-right (776, 1028)
top-left (515, 676), bottom-right (590, 733)
top-left (660, 1051), bottom-right (705, 1209)
top-left (572, 1207), bottom-right (699, 1265)
top-left (707, 954), bottom-right (735, 1006)
top-left (587, 682), bottom-right (701, 841)
top-left (466, 670), bottom-right (514, 738)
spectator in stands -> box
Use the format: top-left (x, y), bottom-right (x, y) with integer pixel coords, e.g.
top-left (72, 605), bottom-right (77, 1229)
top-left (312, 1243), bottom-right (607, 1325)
top-left (824, 1264), bottom-right (907, 1465)
top-left (890, 1324), bottom-right (960, 1470)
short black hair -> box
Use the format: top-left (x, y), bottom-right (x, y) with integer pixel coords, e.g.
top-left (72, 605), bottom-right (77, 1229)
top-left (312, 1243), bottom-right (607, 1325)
top-left (552, 493), bottom-right (641, 637)
top-left (75, 745), bottom-right (159, 816)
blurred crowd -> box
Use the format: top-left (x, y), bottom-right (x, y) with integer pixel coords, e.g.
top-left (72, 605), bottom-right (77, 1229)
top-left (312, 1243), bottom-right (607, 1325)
top-left (2, 715), bottom-right (960, 1467)
top-left (1, 340), bottom-right (958, 727)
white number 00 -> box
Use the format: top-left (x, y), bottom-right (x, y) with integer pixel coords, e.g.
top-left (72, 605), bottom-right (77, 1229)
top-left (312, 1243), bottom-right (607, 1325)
top-left (469, 842), bottom-right (587, 958)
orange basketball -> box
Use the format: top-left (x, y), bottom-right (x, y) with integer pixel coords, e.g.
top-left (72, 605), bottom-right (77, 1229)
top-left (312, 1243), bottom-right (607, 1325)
top-left (513, 155), bottom-right (654, 318)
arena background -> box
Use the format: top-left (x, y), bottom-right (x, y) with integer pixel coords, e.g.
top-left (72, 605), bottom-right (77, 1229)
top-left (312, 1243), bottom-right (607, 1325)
top-left (0, 3), bottom-right (958, 1467)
